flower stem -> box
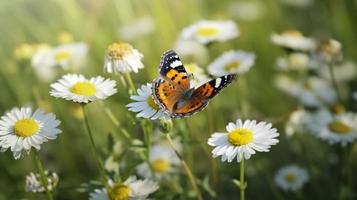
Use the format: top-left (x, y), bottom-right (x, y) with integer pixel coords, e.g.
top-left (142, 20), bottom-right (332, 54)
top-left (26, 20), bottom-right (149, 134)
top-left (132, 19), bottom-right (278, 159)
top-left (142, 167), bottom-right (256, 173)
top-left (81, 104), bottom-right (110, 191)
top-left (240, 159), bottom-right (246, 200)
top-left (124, 72), bottom-right (136, 94)
top-left (165, 133), bottom-right (202, 200)
top-left (33, 151), bottom-right (54, 200)
top-left (328, 63), bottom-right (343, 104)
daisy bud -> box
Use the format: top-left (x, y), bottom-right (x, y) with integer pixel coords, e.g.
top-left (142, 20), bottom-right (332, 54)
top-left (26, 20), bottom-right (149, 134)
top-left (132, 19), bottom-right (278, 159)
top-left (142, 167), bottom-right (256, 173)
top-left (158, 119), bottom-right (173, 134)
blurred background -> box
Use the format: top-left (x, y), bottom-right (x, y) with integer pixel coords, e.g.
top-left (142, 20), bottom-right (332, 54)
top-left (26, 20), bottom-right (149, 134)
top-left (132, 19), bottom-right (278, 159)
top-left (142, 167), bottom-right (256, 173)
top-left (0, 0), bottom-right (357, 199)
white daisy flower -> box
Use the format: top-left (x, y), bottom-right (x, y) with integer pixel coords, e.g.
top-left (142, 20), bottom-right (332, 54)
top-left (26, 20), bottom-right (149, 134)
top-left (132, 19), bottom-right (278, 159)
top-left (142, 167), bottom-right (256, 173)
top-left (275, 53), bottom-right (312, 71)
top-left (306, 109), bottom-right (357, 146)
top-left (118, 16), bottom-right (155, 42)
top-left (278, 76), bottom-right (337, 107)
top-left (25, 171), bottom-right (59, 193)
top-left (179, 20), bottom-right (239, 45)
top-left (227, 1), bottom-right (264, 21)
top-left (89, 176), bottom-right (159, 200)
top-left (104, 42), bottom-right (144, 74)
top-left (275, 165), bottom-right (309, 192)
top-left (281, 0), bottom-right (313, 8)
top-left (208, 50), bottom-right (255, 76)
top-left (50, 74), bottom-right (117, 104)
top-left (285, 108), bottom-right (311, 137)
top-left (126, 83), bottom-right (167, 120)
top-left (317, 61), bottom-right (357, 83)
top-left (315, 39), bottom-right (342, 63)
top-left (208, 119), bottom-right (279, 162)
top-left (32, 42), bottom-right (88, 70)
top-left (173, 40), bottom-right (209, 65)
top-left (0, 107), bottom-right (61, 159)
top-left (136, 140), bottom-right (181, 179)
top-left (271, 30), bottom-right (316, 51)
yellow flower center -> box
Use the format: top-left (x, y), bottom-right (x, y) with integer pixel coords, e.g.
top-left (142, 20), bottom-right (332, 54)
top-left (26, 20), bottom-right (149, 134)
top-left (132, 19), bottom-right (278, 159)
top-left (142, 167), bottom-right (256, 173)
top-left (152, 159), bottom-right (170, 173)
top-left (14, 119), bottom-right (39, 137)
top-left (70, 82), bottom-right (96, 96)
top-left (228, 128), bottom-right (254, 146)
top-left (284, 173), bottom-right (297, 183)
top-left (54, 51), bottom-right (72, 61)
top-left (328, 121), bottom-right (352, 134)
top-left (107, 42), bottom-right (133, 60)
top-left (196, 27), bottom-right (220, 37)
top-left (282, 30), bottom-right (303, 38)
top-left (109, 184), bottom-right (131, 200)
top-left (224, 61), bottom-right (241, 72)
top-left (147, 95), bottom-right (159, 110)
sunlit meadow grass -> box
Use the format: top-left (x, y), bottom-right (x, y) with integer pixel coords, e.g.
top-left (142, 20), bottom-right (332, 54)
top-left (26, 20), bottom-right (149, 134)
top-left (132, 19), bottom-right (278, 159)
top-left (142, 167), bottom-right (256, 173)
top-left (1, 0), bottom-right (357, 199)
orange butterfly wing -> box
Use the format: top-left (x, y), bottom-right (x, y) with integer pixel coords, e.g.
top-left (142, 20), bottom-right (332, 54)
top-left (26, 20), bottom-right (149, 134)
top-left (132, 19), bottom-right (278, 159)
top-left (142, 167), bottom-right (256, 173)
top-left (152, 79), bottom-right (181, 112)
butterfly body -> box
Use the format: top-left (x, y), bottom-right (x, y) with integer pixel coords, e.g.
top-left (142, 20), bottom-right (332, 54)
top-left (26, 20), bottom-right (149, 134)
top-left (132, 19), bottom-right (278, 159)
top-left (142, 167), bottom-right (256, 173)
top-left (152, 50), bottom-right (237, 118)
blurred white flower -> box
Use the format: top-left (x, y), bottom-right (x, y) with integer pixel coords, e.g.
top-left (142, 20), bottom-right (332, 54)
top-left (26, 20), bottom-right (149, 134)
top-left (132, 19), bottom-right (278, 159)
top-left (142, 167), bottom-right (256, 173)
top-left (136, 139), bottom-right (181, 179)
top-left (275, 165), bottom-right (309, 192)
top-left (32, 42), bottom-right (87, 70)
top-left (184, 63), bottom-right (210, 88)
top-left (173, 40), bottom-right (209, 65)
top-left (126, 83), bottom-right (167, 120)
top-left (118, 16), bottom-right (155, 41)
top-left (271, 30), bottom-right (316, 51)
top-left (285, 108), bottom-right (311, 137)
top-left (0, 107), bottom-right (61, 159)
top-left (317, 61), bottom-right (357, 82)
top-left (50, 74), bottom-right (117, 104)
top-left (306, 109), bottom-right (357, 146)
top-left (179, 20), bottom-right (239, 44)
top-left (89, 176), bottom-right (159, 200)
top-left (275, 53), bottom-right (313, 71)
top-left (281, 0), bottom-right (313, 8)
top-left (227, 1), bottom-right (263, 21)
top-left (315, 39), bottom-right (342, 63)
top-left (208, 119), bottom-right (279, 162)
top-left (25, 171), bottom-right (59, 193)
top-left (277, 76), bottom-right (337, 107)
top-left (104, 42), bottom-right (144, 74)
top-left (208, 50), bottom-right (255, 76)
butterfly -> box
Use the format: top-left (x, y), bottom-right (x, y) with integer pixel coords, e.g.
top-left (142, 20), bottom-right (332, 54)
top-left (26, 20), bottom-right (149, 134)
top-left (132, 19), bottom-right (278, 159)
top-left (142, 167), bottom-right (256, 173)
top-left (152, 50), bottom-right (237, 118)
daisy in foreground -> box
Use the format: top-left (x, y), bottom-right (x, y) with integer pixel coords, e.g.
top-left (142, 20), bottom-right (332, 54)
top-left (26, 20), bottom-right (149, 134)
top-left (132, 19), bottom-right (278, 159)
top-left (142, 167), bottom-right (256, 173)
top-left (179, 20), bottom-right (239, 44)
top-left (274, 165), bottom-right (309, 192)
top-left (209, 118), bottom-right (279, 199)
top-left (0, 107), bottom-right (61, 159)
top-left (126, 83), bottom-right (167, 120)
top-left (50, 74), bottom-right (117, 103)
top-left (104, 42), bottom-right (144, 74)
top-left (89, 176), bottom-right (158, 200)
top-left (208, 119), bottom-right (279, 162)
top-left (306, 109), bottom-right (357, 146)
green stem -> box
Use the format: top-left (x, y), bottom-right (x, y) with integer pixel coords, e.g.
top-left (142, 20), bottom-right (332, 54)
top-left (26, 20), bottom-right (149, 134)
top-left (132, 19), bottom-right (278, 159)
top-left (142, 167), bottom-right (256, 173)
top-left (240, 159), bottom-right (246, 200)
top-left (166, 133), bottom-right (202, 200)
top-left (100, 102), bottom-right (132, 140)
top-left (33, 151), bottom-right (54, 200)
top-left (328, 63), bottom-right (343, 104)
top-left (141, 120), bottom-right (156, 179)
top-left (81, 104), bottom-right (111, 191)
top-left (124, 72), bottom-right (136, 94)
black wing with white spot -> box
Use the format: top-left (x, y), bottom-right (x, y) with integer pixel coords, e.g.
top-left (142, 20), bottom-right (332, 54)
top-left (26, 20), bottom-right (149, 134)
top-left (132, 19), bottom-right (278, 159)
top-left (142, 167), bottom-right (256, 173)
top-left (159, 50), bottom-right (187, 76)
